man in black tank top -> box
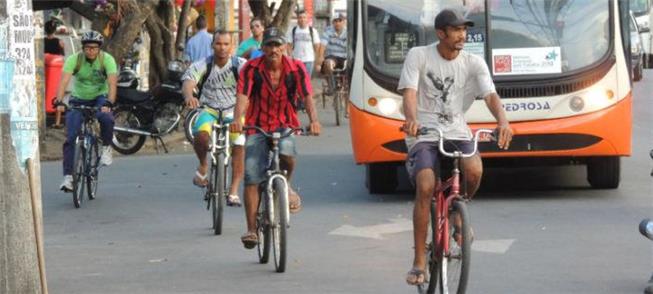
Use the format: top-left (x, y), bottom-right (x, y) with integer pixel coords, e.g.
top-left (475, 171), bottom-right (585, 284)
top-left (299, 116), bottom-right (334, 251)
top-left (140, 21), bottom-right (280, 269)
top-left (44, 20), bottom-right (64, 55)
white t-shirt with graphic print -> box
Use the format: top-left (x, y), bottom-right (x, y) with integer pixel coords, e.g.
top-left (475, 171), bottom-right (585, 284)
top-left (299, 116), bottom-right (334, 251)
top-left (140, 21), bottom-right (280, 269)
top-left (182, 56), bottom-right (247, 110)
top-left (286, 26), bottom-right (320, 62)
top-left (397, 43), bottom-right (496, 150)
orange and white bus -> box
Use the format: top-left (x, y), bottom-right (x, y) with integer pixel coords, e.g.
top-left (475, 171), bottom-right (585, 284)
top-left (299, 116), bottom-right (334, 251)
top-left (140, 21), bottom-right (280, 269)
top-left (346, 0), bottom-right (634, 193)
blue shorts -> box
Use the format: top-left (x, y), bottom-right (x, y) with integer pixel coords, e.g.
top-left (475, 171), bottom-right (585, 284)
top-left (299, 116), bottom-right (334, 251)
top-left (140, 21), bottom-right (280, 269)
top-left (244, 132), bottom-right (297, 185)
top-left (405, 140), bottom-right (475, 185)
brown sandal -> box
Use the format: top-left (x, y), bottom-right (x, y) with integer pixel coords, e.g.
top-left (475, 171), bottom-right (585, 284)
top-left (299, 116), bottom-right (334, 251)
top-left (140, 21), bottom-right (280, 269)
top-left (241, 231), bottom-right (258, 249)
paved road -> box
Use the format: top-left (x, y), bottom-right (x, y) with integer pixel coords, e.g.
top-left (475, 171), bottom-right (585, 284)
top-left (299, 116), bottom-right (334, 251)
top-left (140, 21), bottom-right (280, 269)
top-left (41, 72), bottom-right (653, 294)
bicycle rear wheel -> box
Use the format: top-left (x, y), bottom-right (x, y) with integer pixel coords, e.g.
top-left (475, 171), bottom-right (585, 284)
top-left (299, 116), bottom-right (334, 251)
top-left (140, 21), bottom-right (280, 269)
top-left (86, 139), bottom-right (99, 200)
top-left (72, 141), bottom-right (85, 208)
top-left (257, 188), bottom-right (271, 264)
top-left (334, 92), bottom-right (341, 126)
top-left (271, 178), bottom-right (288, 273)
top-left (211, 153), bottom-right (226, 235)
top-left (436, 200), bottom-right (471, 294)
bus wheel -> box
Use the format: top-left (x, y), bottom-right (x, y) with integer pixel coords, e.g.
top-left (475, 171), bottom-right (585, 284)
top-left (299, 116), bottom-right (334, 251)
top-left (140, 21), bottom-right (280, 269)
top-left (587, 156), bottom-right (620, 189)
top-left (366, 163), bottom-right (398, 194)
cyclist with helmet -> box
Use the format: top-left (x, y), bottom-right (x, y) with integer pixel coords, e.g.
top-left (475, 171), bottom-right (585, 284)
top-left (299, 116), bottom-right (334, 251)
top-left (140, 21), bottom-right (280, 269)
top-left (55, 30), bottom-right (118, 192)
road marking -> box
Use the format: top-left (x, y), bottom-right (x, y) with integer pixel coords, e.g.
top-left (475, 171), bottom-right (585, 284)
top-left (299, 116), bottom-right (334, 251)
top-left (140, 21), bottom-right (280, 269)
top-left (328, 218), bottom-right (413, 240)
top-left (471, 239), bottom-right (515, 254)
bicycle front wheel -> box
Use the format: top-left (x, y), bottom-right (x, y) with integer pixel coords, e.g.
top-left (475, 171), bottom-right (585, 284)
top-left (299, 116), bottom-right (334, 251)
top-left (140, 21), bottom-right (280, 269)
top-left (86, 139), bottom-right (99, 200)
top-left (184, 108), bottom-right (200, 143)
top-left (257, 190), bottom-right (271, 264)
top-left (211, 153), bottom-right (226, 235)
top-left (271, 178), bottom-right (288, 273)
top-left (72, 141), bottom-right (85, 208)
top-left (437, 200), bottom-right (471, 294)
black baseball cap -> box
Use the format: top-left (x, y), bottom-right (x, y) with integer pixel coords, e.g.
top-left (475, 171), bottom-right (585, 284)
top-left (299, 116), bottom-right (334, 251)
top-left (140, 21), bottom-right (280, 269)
top-left (262, 27), bottom-right (285, 46)
top-left (434, 9), bottom-right (474, 30)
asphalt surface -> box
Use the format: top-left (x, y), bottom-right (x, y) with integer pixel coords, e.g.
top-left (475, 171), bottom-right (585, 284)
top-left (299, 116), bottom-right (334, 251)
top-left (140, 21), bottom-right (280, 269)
top-left (41, 71), bottom-right (653, 294)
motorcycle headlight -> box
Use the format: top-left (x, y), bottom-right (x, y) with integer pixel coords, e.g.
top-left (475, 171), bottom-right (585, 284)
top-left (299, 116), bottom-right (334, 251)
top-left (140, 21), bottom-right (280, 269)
top-left (168, 61), bottom-right (184, 72)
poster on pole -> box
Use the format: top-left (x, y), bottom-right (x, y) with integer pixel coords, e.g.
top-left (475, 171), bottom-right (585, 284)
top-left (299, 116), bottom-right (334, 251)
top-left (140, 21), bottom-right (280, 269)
top-left (3, 0), bottom-right (37, 171)
top-left (492, 47), bottom-right (562, 76)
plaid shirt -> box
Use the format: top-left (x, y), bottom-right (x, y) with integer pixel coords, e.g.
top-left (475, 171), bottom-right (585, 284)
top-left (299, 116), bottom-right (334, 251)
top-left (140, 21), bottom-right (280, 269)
top-left (237, 55), bottom-right (312, 134)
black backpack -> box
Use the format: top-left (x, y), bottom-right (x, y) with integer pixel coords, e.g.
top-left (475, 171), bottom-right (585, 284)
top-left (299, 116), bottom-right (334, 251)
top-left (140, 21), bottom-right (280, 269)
top-left (292, 26), bottom-right (315, 48)
top-left (197, 55), bottom-right (241, 97)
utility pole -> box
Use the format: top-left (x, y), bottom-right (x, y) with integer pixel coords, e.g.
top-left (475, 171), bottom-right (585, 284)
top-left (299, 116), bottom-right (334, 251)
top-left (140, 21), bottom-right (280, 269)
top-left (0, 0), bottom-right (46, 293)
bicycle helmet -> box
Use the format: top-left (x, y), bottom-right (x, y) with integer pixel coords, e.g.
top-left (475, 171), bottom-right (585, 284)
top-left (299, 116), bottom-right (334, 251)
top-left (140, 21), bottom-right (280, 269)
top-left (81, 30), bottom-right (104, 46)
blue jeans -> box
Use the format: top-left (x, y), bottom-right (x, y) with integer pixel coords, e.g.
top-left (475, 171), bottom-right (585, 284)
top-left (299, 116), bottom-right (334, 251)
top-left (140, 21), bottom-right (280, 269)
top-left (63, 96), bottom-right (114, 175)
top-left (244, 132), bottom-right (297, 185)
top-left (302, 61), bottom-right (314, 78)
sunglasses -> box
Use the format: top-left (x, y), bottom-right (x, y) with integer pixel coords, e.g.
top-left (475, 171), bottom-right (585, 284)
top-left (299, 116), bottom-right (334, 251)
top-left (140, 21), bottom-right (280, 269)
top-left (83, 45), bottom-right (100, 51)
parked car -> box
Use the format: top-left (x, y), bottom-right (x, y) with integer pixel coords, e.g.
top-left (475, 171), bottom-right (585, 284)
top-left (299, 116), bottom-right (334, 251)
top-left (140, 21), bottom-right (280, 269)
top-left (630, 11), bottom-right (644, 82)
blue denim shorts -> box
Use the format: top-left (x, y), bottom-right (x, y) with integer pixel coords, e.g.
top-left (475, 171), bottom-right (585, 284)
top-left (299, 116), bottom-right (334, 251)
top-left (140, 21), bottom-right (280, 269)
top-left (244, 132), bottom-right (297, 185)
top-left (405, 140), bottom-right (475, 185)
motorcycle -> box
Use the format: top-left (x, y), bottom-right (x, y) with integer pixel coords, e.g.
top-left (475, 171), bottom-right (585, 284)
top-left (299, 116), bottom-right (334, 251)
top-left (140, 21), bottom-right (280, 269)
top-left (111, 59), bottom-right (187, 155)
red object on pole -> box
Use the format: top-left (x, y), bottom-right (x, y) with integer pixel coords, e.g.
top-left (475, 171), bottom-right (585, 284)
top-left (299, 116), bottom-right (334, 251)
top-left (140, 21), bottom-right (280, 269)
top-left (304, 0), bottom-right (314, 26)
top-left (44, 53), bottom-right (63, 114)
top-left (239, 0), bottom-right (251, 42)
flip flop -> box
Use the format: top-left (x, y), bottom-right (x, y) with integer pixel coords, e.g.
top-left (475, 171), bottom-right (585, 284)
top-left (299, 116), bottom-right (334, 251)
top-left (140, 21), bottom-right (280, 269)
top-left (226, 194), bottom-right (242, 207)
top-left (241, 231), bottom-right (258, 249)
top-left (192, 170), bottom-right (208, 188)
top-left (406, 268), bottom-right (427, 285)
top-left (288, 190), bottom-right (302, 214)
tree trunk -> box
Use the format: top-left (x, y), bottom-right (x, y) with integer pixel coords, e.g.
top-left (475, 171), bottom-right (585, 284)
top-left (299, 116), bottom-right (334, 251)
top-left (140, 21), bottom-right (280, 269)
top-left (103, 0), bottom-right (159, 65)
top-left (270, 0), bottom-right (296, 32)
top-left (248, 0), bottom-right (296, 32)
top-left (248, 0), bottom-right (273, 25)
top-left (176, 0), bottom-right (193, 59)
top-left (145, 1), bottom-right (176, 87)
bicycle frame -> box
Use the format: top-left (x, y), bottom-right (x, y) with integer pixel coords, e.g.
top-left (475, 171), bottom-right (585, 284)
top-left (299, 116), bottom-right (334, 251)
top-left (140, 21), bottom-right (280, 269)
top-left (209, 110), bottom-right (231, 167)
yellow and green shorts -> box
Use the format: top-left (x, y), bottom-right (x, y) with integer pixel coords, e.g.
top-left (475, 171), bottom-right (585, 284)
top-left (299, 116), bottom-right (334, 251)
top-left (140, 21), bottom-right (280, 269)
top-left (192, 108), bottom-right (246, 146)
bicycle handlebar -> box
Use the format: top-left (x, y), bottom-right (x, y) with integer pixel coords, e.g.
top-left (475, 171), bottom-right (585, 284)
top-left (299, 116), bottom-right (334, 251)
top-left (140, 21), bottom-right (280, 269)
top-left (416, 127), bottom-right (496, 158)
top-left (243, 126), bottom-right (308, 138)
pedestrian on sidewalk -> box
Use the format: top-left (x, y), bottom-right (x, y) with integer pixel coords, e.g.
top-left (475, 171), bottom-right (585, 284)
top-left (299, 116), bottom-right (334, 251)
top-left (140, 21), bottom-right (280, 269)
top-left (184, 15), bottom-right (213, 63)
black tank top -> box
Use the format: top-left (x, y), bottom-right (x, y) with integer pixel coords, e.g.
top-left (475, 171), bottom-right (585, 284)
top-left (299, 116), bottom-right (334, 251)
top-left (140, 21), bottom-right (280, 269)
top-left (44, 37), bottom-right (64, 55)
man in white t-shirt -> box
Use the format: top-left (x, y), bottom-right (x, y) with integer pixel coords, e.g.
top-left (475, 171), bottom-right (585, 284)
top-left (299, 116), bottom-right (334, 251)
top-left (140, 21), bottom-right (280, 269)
top-left (182, 30), bottom-right (247, 207)
top-left (286, 9), bottom-right (320, 77)
top-left (399, 9), bottom-right (513, 286)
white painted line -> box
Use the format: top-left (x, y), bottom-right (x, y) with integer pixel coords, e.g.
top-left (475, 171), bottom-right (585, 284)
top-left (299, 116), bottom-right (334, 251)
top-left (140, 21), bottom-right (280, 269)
top-left (471, 239), bottom-right (515, 254)
top-left (328, 218), bottom-right (413, 240)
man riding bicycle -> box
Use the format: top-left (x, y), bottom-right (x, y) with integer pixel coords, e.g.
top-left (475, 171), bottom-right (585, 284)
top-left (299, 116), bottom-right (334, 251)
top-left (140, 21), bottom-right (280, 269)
top-left (230, 27), bottom-right (321, 249)
top-left (55, 30), bottom-right (117, 192)
top-left (399, 9), bottom-right (513, 285)
top-left (316, 13), bottom-right (347, 96)
top-left (182, 30), bottom-right (247, 207)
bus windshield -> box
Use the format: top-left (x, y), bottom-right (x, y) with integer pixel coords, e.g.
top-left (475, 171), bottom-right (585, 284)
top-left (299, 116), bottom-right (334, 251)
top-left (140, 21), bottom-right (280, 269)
top-left (630, 0), bottom-right (650, 16)
top-left (364, 0), bottom-right (610, 79)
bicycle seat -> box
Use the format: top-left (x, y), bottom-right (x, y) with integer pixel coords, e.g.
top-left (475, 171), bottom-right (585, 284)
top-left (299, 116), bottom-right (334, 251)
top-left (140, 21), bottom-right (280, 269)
top-left (117, 87), bottom-right (151, 104)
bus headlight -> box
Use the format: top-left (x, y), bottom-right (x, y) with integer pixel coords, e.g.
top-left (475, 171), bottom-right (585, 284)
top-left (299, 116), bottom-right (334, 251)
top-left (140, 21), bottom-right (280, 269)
top-left (378, 98), bottom-right (399, 115)
top-left (569, 96), bottom-right (585, 112)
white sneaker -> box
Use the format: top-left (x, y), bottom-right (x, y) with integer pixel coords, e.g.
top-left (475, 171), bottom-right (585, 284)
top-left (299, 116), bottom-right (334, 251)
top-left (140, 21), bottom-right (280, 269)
top-left (60, 175), bottom-right (73, 192)
top-left (100, 145), bottom-right (113, 166)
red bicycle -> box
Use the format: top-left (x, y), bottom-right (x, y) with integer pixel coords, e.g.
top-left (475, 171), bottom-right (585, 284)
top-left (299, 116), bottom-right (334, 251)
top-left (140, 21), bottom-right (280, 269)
top-left (417, 127), bottom-right (494, 294)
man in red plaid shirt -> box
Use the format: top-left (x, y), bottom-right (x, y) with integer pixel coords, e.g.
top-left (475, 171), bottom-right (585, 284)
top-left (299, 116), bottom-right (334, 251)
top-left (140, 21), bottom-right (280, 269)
top-left (230, 27), bottom-right (321, 249)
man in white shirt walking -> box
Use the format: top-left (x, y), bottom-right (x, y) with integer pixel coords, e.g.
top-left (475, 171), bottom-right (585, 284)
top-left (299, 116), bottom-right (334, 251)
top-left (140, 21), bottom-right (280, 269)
top-left (286, 9), bottom-right (320, 77)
